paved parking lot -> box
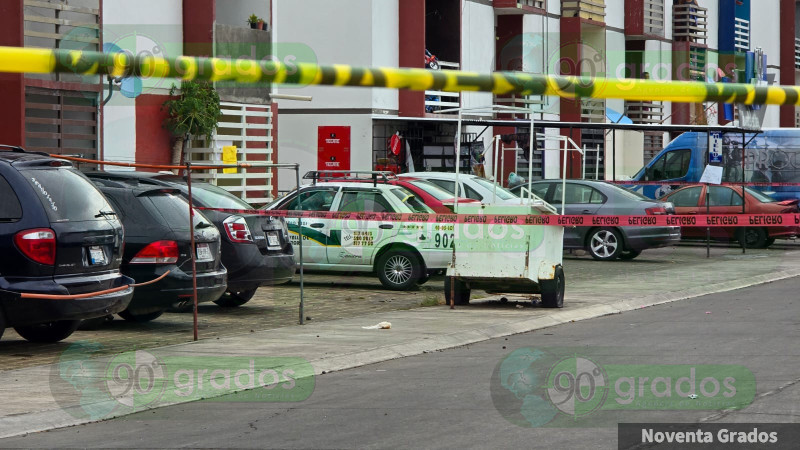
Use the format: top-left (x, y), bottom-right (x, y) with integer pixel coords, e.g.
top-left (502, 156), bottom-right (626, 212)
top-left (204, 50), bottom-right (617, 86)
top-left (1, 240), bottom-right (798, 370)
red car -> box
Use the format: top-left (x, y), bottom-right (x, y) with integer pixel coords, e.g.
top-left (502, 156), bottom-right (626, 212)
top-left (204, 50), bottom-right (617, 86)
top-left (660, 184), bottom-right (800, 248)
top-left (392, 177), bottom-right (481, 213)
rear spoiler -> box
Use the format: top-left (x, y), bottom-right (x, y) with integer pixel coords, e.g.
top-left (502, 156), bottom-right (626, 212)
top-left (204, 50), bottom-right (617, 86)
top-left (135, 188), bottom-right (182, 197)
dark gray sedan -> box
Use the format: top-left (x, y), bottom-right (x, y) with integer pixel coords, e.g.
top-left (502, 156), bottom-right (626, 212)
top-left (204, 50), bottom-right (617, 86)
top-left (510, 180), bottom-right (681, 260)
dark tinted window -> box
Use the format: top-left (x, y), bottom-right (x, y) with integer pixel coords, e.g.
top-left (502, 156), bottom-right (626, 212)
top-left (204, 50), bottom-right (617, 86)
top-left (21, 168), bottom-right (114, 222)
top-left (552, 184), bottom-right (604, 205)
top-left (190, 183), bottom-right (253, 210)
top-left (708, 186), bottom-right (743, 207)
top-left (140, 193), bottom-right (213, 230)
top-left (282, 188), bottom-right (337, 211)
top-left (646, 149), bottom-right (691, 181)
top-left (668, 187), bottom-right (702, 207)
top-left (0, 174), bottom-right (22, 220)
top-left (463, 184), bottom-right (482, 200)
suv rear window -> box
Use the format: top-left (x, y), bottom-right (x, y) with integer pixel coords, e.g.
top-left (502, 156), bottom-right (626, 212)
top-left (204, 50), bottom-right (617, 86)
top-left (21, 168), bottom-right (114, 222)
top-left (0, 174), bottom-right (22, 221)
top-left (140, 193), bottom-right (214, 231)
top-left (191, 182), bottom-right (254, 210)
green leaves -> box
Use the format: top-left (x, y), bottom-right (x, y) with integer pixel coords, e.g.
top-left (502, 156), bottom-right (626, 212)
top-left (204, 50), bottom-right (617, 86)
top-left (162, 81), bottom-right (222, 140)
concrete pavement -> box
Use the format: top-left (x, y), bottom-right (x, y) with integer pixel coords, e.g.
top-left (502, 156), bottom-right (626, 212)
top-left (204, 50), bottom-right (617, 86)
top-left (1, 243), bottom-right (799, 439)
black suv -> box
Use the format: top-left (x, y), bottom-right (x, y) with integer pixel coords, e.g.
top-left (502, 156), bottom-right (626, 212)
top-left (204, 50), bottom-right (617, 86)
top-left (85, 172), bottom-right (294, 307)
top-left (89, 179), bottom-right (228, 322)
top-left (0, 146), bottom-right (134, 342)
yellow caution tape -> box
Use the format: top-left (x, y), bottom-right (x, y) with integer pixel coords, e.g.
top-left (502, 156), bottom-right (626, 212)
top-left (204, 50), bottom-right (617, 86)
top-left (1, 46), bottom-right (799, 105)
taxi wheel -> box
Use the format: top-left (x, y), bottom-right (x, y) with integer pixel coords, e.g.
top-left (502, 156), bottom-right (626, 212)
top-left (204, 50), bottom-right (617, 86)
top-left (377, 250), bottom-right (422, 291)
top-left (14, 320), bottom-right (81, 343)
top-left (444, 276), bottom-right (471, 305)
top-left (214, 288), bottom-right (258, 307)
top-left (539, 265), bottom-right (565, 308)
top-left (119, 309), bottom-right (165, 323)
top-left (587, 228), bottom-right (623, 260)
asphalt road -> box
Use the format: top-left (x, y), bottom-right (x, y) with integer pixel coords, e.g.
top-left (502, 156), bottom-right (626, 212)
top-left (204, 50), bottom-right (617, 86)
top-left (2, 277), bottom-right (798, 449)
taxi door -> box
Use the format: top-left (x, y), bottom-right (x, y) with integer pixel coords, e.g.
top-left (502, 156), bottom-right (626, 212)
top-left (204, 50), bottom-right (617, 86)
top-left (274, 186), bottom-right (339, 264)
top-left (328, 188), bottom-right (399, 266)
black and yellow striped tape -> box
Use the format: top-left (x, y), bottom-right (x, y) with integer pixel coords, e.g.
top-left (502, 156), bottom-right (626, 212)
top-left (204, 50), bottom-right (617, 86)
top-left (1, 45), bottom-right (799, 105)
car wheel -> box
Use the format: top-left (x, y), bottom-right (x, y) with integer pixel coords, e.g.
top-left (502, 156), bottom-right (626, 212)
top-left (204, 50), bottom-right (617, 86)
top-left (619, 249), bottom-right (642, 261)
top-left (214, 288), bottom-right (258, 307)
top-left (376, 250), bottom-right (423, 290)
top-left (444, 277), bottom-right (471, 305)
top-left (118, 309), bottom-right (165, 323)
top-left (14, 320), bottom-right (81, 343)
top-left (738, 228), bottom-right (768, 249)
top-left (587, 228), bottom-right (623, 260)
top-left (417, 272), bottom-right (431, 285)
top-left (539, 265), bottom-right (565, 308)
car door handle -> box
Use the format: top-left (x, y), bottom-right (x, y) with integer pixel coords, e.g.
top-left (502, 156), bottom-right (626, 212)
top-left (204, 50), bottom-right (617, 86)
top-left (310, 223), bottom-right (324, 228)
top-left (419, 234), bottom-right (427, 240)
top-left (581, 209), bottom-right (592, 214)
top-left (379, 224), bottom-right (393, 230)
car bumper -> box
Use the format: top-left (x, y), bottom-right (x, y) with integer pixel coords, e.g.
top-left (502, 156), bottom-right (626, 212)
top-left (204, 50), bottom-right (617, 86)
top-left (124, 266), bottom-right (228, 311)
top-left (0, 274), bottom-right (135, 327)
top-left (222, 244), bottom-right (295, 291)
top-left (623, 226), bottom-right (682, 251)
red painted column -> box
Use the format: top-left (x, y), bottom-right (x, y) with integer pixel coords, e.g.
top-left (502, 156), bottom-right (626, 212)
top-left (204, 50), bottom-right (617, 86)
top-left (560, 17), bottom-right (583, 179)
top-left (399, 0), bottom-right (425, 117)
top-left (780, 0), bottom-right (796, 127)
top-left (183, 0), bottom-right (216, 57)
top-left (0, 0), bottom-right (24, 147)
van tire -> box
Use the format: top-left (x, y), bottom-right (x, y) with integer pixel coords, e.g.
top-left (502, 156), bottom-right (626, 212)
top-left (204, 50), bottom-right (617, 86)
top-left (14, 320), bottom-right (81, 343)
top-left (376, 249), bottom-right (422, 291)
top-left (119, 309), bottom-right (165, 323)
top-left (540, 265), bottom-right (565, 308)
top-left (214, 288), bottom-right (258, 307)
top-left (444, 277), bottom-right (471, 305)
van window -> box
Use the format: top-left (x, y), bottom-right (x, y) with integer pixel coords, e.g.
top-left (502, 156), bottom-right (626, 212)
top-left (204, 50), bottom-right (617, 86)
top-left (0, 174), bottom-right (22, 221)
top-left (21, 168), bottom-right (114, 222)
top-left (646, 149), bottom-right (691, 181)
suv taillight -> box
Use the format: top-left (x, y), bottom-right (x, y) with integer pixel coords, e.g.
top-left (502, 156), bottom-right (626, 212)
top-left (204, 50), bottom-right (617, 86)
top-left (14, 228), bottom-right (56, 265)
top-left (223, 216), bottom-right (253, 243)
top-left (130, 240), bottom-right (179, 264)
top-left (645, 206), bottom-right (668, 215)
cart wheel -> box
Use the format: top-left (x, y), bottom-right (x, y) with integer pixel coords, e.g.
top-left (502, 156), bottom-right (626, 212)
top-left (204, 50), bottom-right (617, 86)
top-left (540, 265), bottom-right (564, 308)
top-left (444, 277), bottom-right (471, 305)
top-left (376, 249), bottom-right (422, 291)
top-left (587, 228), bottom-right (623, 260)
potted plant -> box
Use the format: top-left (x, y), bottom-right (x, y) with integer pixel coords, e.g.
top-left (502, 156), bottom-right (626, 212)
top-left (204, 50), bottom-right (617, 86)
top-left (247, 13), bottom-right (258, 29)
top-left (260, 18), bottom-right (268, 31)
top-left (257, 17), bottom-right (264, 30)
top-left (162, 81), bottom-right (222, 172)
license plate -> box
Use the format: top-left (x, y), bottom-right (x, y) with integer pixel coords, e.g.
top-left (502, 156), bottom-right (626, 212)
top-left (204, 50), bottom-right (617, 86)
top-left (267, 232), bottom-right (280, 246)
top-left (89, 246), bottom-right (106, 265)
top-left (196, 243), bottom-right (213, 262)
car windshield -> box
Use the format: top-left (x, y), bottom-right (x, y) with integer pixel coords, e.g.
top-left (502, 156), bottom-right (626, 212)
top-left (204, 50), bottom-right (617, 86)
top-left (390, 188), bottom-right (433, 213)
top-left (406, 180), bottom-right (455, 201)
top-left (745, 187), bottom-right (777, 203)
top-left (22, 168), bottom-right (115, 222)
top-left (472, 177), bottom-right (517, 200)
top-left (189, 183), bottom-right (254, 210)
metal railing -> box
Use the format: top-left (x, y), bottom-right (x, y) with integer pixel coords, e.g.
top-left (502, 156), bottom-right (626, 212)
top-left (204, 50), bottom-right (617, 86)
top-left (425, 60), bottom-right (460, 114)
top-left (561, 0), bottom-right (606, 22)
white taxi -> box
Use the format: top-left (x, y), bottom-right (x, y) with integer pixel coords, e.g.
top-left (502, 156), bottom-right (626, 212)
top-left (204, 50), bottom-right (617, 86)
top-left (263, 173), bottom-right (457, 290)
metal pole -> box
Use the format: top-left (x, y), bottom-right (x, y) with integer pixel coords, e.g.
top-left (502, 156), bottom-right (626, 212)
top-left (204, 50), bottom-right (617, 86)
top-left (493, 136), bottom-right (499, 203)
top-left (612, 130), bottom-right (616, 181)
top-left (741, 131), bottom-right (746, 254)
top-left (186, 162), bottom-right (199, 341)
top-left (561, 139), bottom-right (567, 210)
top-left (527, 116), bottom-right (534, 201)
top-left (706, 183), bottom-right (711, 258)
top-left (454, 110), bottom-right (462, 211)
top-left (296, 165), bottom-right (305, 324)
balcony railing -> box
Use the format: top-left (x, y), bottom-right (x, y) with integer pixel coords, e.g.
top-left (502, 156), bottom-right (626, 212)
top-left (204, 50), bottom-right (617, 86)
top-left (625, 101), bottom-right (664, 124)
top-left (796, 38), bottom-right (800, 70)
top-left (673, 3), bottom-right (707, 45)
top-left (644, 0), bottom-right (665, 36)
top-left (734, 18), bottom-right (750, 53)
top-left (492, 94), bottom-right (547, 119)
top-left (494, 0), bottom-right (545, 11)
top-left (581, 99), bottom-right (605, 122)
top-left (425, 61), bottom-right (460, 114)
top-left (562, 0), bottom-right (606, 22)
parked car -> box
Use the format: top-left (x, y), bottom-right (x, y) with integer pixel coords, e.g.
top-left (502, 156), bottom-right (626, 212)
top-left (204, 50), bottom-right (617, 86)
top-left (0, 146), bottom-right (134, 342)
top-left (392, 177), bottom-right (481, 213)
top-left (85, 171), bottom-right (294, 307)
top-left (659, 184), bottom-right (800, 248)
top-left (397, 172), bottom-right (521, 205)
top-left (515, 179), bottom-right (681, 260)
top-left (89, 178), bottom-right (227, 321)
top-left (263, 172), bottom-right (455, 290)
